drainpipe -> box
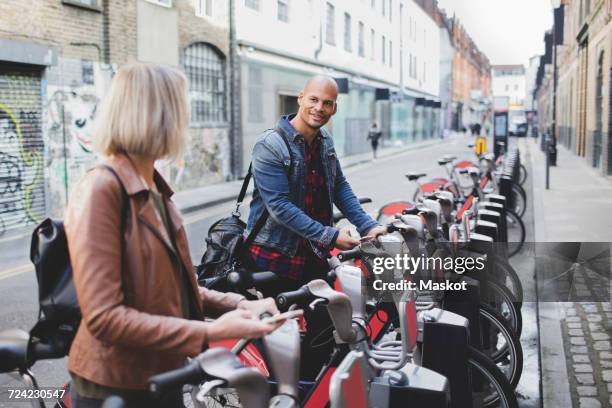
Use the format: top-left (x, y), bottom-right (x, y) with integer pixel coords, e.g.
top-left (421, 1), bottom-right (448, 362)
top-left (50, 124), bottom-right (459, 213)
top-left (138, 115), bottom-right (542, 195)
top-left (229, 0), bottom-right (242, 179)
top-left (102, 0), bottom-right (110, 65)
top-left (314, 0), bottom-right (324, 60)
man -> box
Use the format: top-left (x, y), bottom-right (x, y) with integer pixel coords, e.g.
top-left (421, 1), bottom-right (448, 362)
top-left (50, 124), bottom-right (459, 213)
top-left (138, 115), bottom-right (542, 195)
top-left (245, 75), bottom-right (386, 377)
top-left (247, 75), bottom-right (385, 288)
top-left (367, 122), bottom-right (382, 160)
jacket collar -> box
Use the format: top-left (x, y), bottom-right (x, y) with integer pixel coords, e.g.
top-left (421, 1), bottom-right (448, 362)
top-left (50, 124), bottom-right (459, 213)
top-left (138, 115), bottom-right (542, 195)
top-left (277, 114), bottom-right (329, 143)
top-left (106, 154), bottom-right (174, 198)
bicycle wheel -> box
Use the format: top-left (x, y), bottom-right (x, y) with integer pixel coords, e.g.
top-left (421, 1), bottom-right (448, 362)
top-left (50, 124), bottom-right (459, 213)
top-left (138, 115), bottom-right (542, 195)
top-left (487, 280), bottom-right (522, 338)
top-left (518, 164), bottom-right (527, 186)
top-left (189, 386), bottom-right (241, 408)
top-left (490, 255), bottom-right (524, 308)
top-left (510, 184), bottom-right (526, 218)
top-left (468, 346), bottom-right (519, 408)
top-left (479, 304), bottom-right (523, 389)
top-left (505, 210), bottom-right (525, 258)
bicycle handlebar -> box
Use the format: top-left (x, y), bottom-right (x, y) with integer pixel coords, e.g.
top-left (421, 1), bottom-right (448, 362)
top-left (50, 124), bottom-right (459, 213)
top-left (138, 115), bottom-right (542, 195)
top-left (226, 270), bottom-right (278, 291)
top-left (149, 359), bottom-right (204, 397)
top-left (276, 286), bottom-right (312, 310)
top-left (337, 247), bottom-right (361, 262)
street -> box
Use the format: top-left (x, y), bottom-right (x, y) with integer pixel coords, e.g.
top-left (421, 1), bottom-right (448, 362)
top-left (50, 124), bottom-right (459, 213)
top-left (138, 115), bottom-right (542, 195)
top-left (0, 133), bottom-right (541, 407)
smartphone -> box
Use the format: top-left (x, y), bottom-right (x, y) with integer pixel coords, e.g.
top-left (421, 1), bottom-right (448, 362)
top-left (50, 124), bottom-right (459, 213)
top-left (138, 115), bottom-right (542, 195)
top-left (261, 309), bottom-right (304, 324)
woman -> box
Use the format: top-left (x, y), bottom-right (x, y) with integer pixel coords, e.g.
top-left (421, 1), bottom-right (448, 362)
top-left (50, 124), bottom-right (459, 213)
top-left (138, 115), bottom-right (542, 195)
top-left (64, 63), bottom-right (281, 407)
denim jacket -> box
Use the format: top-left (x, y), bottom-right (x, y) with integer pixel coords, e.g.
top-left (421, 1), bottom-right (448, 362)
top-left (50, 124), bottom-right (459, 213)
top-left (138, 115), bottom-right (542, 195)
top-left (246, 115), bottom-right (379, 258)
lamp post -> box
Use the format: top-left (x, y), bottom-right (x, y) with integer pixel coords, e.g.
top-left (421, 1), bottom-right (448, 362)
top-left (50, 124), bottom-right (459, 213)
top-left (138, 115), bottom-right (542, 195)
top-left (547, 0), bottom-right (562, 189)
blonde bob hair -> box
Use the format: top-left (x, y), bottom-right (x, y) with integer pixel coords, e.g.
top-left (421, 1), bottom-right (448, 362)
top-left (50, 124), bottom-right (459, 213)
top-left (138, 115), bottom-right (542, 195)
top-left (93, 62), bottom-right (189, 161)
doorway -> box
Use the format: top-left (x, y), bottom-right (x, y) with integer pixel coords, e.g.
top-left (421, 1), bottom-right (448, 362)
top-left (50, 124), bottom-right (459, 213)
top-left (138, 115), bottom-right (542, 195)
top-left (278, 94), bottom-right (299, 116)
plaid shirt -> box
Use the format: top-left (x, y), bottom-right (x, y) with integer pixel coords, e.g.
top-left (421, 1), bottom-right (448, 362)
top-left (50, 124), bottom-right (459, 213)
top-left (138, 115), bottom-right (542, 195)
top-left (249, 133), bottom-right (335, 280)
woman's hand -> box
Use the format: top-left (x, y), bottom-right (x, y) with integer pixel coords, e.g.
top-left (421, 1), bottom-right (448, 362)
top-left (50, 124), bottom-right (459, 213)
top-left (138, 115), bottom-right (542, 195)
top-left (206, 309), bottom-right (282, 342)
top-left (237, 298), bottom-right (279, 318)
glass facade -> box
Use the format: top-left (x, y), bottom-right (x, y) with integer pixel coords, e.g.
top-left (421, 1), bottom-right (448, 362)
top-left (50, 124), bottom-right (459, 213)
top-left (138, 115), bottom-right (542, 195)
top-left (239, 59), bottom-right (441, 174)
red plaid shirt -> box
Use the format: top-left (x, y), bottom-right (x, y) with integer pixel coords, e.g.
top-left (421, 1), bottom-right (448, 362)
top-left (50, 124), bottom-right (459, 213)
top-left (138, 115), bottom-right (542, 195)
top-left (249, 133), bottom-right (334, 280)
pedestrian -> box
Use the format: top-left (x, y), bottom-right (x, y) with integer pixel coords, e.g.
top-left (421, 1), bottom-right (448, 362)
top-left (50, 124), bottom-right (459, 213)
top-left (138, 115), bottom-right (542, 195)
top-left (64, 63), bottom-right (283, 408)
top-left (367, 122), bottom-right (382, 160)
top-left (245, 75), bottom-right (387, 379)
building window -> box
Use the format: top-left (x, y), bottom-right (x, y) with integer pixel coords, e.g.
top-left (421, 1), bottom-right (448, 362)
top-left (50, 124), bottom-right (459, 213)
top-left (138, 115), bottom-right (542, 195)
top-left (382, 0), bottom-right (386, 16)
top-left (389, 40), bottom-right (392, 66)
top-left (195, 0), bottom-right (212, 17)
top-left (388, 0), bottom-right (392, 21)
top-left (514, 84), bottom-right (518, 91)
top-left (382, 35), bottom-right (386, 64)
top-left (358, 21), bottom-right (365, 57)
top-left (409, 53), bottom-right (413, 78)
top-left (146, 0), bottom-right (172, 7)
top-left (371, 0), bottom-right (375, 8)
top-left (82, 60), bottom-right (95, 85)
top-left (370, 28), bottom-right (375, 60)
top-left (277, 0), bottom-right (289, 22)
top-left (505, 84), bottom-right (509, 91)
top-left (245, 0), bottom-right (259, 11)
top-left (344, 13), bottom-right (352, 52)
top-left (183, 43), bottom-right (226, 125)
top-left (326, 3), bottom-right (335, 45)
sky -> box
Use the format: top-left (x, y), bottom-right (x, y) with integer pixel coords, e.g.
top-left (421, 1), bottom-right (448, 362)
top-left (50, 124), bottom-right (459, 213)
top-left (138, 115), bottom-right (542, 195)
top-left (436, 0), bottom-right (554, 67)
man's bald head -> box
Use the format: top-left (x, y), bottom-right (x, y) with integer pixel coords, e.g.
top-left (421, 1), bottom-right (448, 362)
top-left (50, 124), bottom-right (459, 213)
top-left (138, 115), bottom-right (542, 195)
top-left (303, 75), bottom-right (339, 96)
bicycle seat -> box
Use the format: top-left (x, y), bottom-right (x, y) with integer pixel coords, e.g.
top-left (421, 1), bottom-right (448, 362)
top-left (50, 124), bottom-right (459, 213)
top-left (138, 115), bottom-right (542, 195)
top-left (437, 157), bottom-right (453, 166)
top-left (406, 172), bottom-right (427, 181)
top-left (0, 329), bottom-right (29, 373)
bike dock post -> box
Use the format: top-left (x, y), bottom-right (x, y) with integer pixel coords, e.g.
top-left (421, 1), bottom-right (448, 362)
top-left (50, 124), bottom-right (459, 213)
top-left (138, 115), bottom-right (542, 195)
top-left (419, 309), bottom-right (474, 408)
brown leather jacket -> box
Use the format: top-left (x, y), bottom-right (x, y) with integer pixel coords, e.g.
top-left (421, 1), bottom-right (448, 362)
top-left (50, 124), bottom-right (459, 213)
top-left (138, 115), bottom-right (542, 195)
top-left (65, 154), bottom-right (244, 390)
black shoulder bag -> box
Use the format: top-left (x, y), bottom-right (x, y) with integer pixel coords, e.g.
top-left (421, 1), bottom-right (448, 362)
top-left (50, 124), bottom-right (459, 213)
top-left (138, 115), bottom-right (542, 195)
top-left (28, 165), bottom-right (128, 359)
top-left (196, 132), bottom-right (294, 287)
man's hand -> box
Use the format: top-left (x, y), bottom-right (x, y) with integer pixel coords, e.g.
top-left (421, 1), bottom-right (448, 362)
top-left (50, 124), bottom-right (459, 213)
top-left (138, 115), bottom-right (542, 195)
top-left (365, 225), bottom-right (388, 238)
top-left (334, 228), bottom-right (360, 250)
top-left (237, 298), bottom-right (279, 318)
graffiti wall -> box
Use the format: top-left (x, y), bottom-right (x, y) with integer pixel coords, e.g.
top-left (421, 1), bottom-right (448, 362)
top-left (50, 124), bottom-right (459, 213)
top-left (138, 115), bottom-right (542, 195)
top-left (0, 68), bottom-right (45, 234)
top-left (0, 58), bottom-right (230, 233)
top-left (169, 127), bottom-right (229, 189)
top-left (43, 58), bottom-right (107, 216)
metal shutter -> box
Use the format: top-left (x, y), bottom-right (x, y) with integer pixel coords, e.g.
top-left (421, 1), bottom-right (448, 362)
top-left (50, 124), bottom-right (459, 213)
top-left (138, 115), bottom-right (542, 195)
top-left (0, 65), bottom-right (45, 234)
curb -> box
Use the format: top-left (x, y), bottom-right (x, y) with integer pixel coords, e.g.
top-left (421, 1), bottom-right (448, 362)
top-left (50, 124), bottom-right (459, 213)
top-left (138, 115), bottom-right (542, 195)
top-left (526, 137), bottom-right (573, 408)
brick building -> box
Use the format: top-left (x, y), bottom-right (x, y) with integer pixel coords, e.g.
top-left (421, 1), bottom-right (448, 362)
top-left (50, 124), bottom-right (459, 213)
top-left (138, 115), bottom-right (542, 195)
top-left (553, 0), bottom-right (612, 175)
top-left (449, 19), bottom-right (491, 131)
top-left (0, 0), bottom-right (230, 233)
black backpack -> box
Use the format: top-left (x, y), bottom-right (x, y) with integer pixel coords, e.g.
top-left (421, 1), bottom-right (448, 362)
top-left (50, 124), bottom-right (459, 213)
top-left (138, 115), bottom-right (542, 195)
top-left (197, 132), bottom-right (293, 288)
top-left (28, 166), bottom-right (128, 358)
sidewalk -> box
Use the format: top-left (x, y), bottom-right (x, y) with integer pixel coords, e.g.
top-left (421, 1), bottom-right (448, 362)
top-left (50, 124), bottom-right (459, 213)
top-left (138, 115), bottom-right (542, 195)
top-left (522, 137), bottom-right (612, 408)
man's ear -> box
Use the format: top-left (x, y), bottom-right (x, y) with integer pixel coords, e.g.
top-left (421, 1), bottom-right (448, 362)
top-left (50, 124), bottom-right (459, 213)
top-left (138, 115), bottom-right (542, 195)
top-left (332, 102), bottom-right (338, 116)
top-left (297, 92), bottom-right (304, 107)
